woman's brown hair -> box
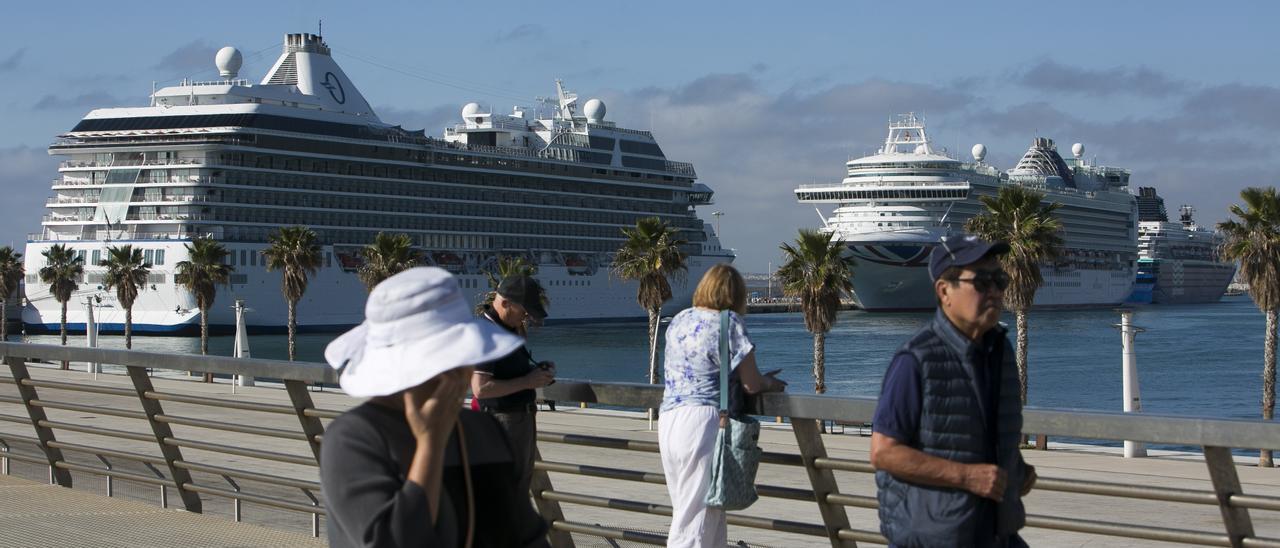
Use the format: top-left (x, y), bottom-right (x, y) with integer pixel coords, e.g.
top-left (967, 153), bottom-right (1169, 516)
top-left (692, 263), bottom-right (748, 315)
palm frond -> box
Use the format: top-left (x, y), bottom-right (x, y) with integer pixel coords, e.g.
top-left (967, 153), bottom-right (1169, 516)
top-left (775, 229), bottom-right (854, 334)
top-left (358, 232), bottom-right (421, 291)
top-left (965, 186), bottom-right (1064, 311)
top-left (610, 217), bottom-right (688, 310)
top-left (174, 237), bottom-right (233, 311)
top-left (0, 246), bottom-right (23, 302)
top-left (39, 244), bottom-right (84, 304)
top-left (1219, 186), bottom-right (1280, 311)
top-left (263, 226), bottom-right (322, 303)
top-left (100, 245), bottom-right (151, 310)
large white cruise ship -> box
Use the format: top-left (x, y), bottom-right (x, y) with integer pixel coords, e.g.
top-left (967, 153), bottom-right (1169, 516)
top-left (795, 114), bottom-right (1136, 311)
top-left (23, 33), bottom-right (732, 334)
top-left (1129, 188), bottom-right (1236, 304)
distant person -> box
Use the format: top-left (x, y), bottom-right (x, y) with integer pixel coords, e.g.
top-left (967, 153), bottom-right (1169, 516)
top-left (659, 264), bottom-right (786, 548)
top-left (870, 234), bottom-right (1037, 547)
top-left (320, 267), bottom-right (549, 547)
top-left (471, 274), bottom-right (556, 498)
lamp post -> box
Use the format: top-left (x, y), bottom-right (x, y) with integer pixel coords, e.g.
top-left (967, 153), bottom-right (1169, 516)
top-left (711, 211), bottom-right (724, 235)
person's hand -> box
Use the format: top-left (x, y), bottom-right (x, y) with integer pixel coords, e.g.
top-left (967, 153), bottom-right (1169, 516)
top-left (524, 367), bottom-right (556, 389)
top-left (403, 368), bottom-right (471, 442)
top-left (962, 464), bottom-right (1007, 501)
top-left (1020, 464), bottom-right (1037, 496)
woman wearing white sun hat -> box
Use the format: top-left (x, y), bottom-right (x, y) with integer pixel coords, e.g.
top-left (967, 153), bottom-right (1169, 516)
top-left (320, 267), bottom-right (550, 548)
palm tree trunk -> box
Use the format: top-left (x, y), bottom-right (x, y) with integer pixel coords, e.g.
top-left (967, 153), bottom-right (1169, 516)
top-left (1262, 309), bottom-right (1277, 467)
top-left (201, 307), bottom-right (212, 383)
top-left (1, 300), bottom-right (7, 342)
top-left (124, 306), bottom-right (132, 350)
top-left (1017, 311), bottom-right (1030, 446)
top-left (288, 300), bottom-right (297, 361)
top-left (813, 331), bottom-right (826, 394)
top-left (60, 300), bottom-right (68, 370)
top-left (646, 306), bottom-right (660, 430)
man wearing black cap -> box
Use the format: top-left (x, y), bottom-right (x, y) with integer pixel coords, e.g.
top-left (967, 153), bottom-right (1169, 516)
top-left (471, 274), bottom-right (556, 498)
top-left (870, 234), bottom-right (1037, 547)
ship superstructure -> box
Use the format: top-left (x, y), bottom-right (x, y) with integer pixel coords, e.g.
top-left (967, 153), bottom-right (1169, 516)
top-left (1131, 191), bottom-right (1235, 304)
top-left (25, 33), bottom-right (731, 333)
top-left (794, 113), bottom-right (1137, 310)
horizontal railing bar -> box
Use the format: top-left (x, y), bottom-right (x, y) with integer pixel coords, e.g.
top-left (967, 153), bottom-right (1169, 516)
top-left (540, 490), bottom-right (829, 537)
top-left (538, 431), bottom-right (658, 453)
top-left (1231, 494), bottom-right (1280, 512)
top-left (20, 378), bottom-right (137, 397)
top-left (38, 419), bottom-right (156, 443)
top-left (0, 432), bottom-right (43, 446)
top-left (549, 520), bottom-right (666, 546)
top-left (756, 483), bottom-right (816, 502)
top-left (46, 440), bottom-right (168, 466)
top-left (1241, 537), bottom-right (1280, 548)
top-left (826, 493), bottom-right (879, 509)
top-left (30, 399), bottom-right (149, 421)
top-left (55, 461), bottom-right (177, 488)
top-left (813, 457), bottom-right (875, 474)
top-left (302, 408), bottom-right (342, 419)
top-left (174, 459), bottom-right (321, 491)
top-left (536, 460), bottom-right (664, 484)
top-left (836, 527), bottom-right (890, 544)
top-left (1025, 513), bottom-right (1231, 546)
top-left (0, 394), bottom-right (24, 406)
top-left (0, 343), bottom-right (336, 383)
top-left (182, 482), bottom-right (327, 515)
top-left (1035, 477), bottom-right (1221, 505)
top-left (0, 413), bottom-right (32, 425)
top-left (154, 414), bottom-right (309, 441)
top-left (164, 437), bottom-right (316, 466)
top-left (144, 391), bottom-right (299, 415)
top-left (0, 450), bottom-right (51, 466)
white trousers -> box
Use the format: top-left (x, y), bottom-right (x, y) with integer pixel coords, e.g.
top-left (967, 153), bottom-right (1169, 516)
top-left (659, 405), bottom-right (726, 548)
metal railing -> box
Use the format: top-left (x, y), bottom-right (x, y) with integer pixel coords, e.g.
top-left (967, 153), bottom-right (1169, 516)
top-left (2, 341), bottom-right (1280, 547)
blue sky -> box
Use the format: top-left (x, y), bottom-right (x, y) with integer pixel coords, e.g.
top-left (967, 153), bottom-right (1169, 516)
top-left (2, 1), bottom-right (1278, 272)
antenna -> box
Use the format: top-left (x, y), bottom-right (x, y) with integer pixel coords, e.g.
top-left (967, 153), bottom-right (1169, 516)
top-left (319, 19), bottom-right (323, 36)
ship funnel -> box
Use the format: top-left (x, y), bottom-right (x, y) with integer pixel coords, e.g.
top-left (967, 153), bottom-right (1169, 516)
top-left (260, 33), bottom-right (379, 120)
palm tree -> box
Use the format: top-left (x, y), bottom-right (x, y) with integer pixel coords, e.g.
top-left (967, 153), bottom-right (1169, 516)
top-left (100, 245), bottom-right (151, 350)
top-left (611, 217), bottom-right (688, 397)
top-left (966, 186), bottom-right (1064, 411)
top-left (175, 237), bottom-right (233, 380)
top-left (776, 229), bottom-right (854, 394)
top-left (358, 232), bottom-right (421, 291)
top-left (262, 226), bottom-right (322, 361)
top-left (1218, 186), bottom-right (1280, 467)
top-left (0, 247), bottom-right (22, 343)
top-left (39, 244), bottom-right (84, 368)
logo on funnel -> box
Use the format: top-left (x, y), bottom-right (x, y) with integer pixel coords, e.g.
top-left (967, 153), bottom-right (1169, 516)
top-left (321, 72), bottom-right (346, 104)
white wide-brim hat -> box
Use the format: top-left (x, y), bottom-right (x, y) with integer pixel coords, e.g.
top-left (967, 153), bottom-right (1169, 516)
top-left (324, 267), bottom-right (524, 398)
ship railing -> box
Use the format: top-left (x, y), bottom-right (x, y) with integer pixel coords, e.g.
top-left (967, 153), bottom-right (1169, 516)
top-left (2, 341), bottom-right (1279, 546)
top-left (586, 123), bottom-right (653, 139)
top-left (795, 181), bottom-right (971, 190)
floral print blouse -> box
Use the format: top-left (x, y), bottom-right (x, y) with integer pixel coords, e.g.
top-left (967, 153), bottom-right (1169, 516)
top-left (660, 308), bottom-right (754, 412)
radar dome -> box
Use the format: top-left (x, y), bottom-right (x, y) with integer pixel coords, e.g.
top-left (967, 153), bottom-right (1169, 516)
top-left (1072, 142), bottom-right (1085, 159)
top-left (971, 144), bottom-right (987, 162)
top-left (215, 47), bottom-right (243, 79)
top-left (913, 144), bottom-right (927, 155)
top-left (584, 98), bottom-right (606, 123)
top-left (461, 102), bottom-right (483, 123)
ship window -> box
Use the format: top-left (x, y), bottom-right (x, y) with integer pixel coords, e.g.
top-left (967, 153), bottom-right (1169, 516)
top-left (155, 250), bottom-right (165, 265)
top-left (251, 251), bottom-right (257, 267)
top-left (144, 249), bottom-right (154, 265)
top-left (91, 250), bottom-right (101, 266)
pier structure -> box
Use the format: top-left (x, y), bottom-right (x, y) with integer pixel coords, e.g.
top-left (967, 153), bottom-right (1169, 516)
top-left (1, 342), bottom-right (1280, 546)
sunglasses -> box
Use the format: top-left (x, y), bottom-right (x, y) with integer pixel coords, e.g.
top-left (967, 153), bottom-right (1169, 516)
top-left (954, 269), bottom-right (1010, 293)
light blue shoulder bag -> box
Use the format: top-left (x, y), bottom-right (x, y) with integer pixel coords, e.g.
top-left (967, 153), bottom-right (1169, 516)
top-left (703, 310), bottom-right (762, 510)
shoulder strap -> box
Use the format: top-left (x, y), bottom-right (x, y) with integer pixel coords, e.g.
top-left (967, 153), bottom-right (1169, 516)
top-left (719, 310), bottom-right (730, 412)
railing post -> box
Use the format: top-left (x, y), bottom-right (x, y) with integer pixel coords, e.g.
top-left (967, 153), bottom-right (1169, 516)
top-left (1204, 446), bottom-right (1254, 548)
top-left (530, 445), bottom-right (575, 548)
top-left (283, 380), bottom-right (325, 462)
top-left (4, 355), bottom-right (73, 487)
top-left (793, 418), bottom-right (858, 548)
top-left (125, 365), bottom-right (202, 513)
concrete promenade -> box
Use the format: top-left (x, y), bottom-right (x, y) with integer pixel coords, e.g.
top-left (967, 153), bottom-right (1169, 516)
top-left (1, 364), bottom-right (1278, 546)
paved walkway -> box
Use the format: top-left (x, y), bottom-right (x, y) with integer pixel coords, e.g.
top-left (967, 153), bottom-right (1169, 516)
top-left (1, 365), bottom-right (1279, 547)
top-left (0, 474), bottom-right (323, 547)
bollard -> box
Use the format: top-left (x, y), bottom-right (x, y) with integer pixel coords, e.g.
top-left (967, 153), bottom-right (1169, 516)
top-left (1115, 308), bottom-right (1147, 458)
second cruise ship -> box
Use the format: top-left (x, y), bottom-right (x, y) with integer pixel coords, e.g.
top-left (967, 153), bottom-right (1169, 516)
top-left (795, 114), bottom-right (1137, 311)
top-left (23, 33), bottom-right (732, 333)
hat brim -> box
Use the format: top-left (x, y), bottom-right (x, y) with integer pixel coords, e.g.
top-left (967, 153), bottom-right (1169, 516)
top-left (327, 318), bottom-right (524, 398)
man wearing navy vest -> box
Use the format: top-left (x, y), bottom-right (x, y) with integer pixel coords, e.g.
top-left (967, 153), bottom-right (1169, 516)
top-left (870, 234), bottom-right (1037, 547)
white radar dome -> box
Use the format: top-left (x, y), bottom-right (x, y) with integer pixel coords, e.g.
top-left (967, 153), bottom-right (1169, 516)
top-left (215, 47), bottom-right (243, 79)
top-left (1072, 142), bottom-right (1085, 158)
top-left (584, 98), bottom-right (606, 123)
top-left (971, 143), bottom-right (987, 162)
top-left (914, 144), bottom-right (927, 155)
top-left (461, 102), bottom-right (483, 123)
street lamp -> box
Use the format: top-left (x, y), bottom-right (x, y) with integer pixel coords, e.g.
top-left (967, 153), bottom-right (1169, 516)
top-left (711, 211), bottom-right (724, 235)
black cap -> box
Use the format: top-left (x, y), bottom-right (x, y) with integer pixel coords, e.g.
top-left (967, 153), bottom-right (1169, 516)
top-left (929, 234), bottom-right (1011, 281)
top-left (496, 275), bottom-right (548, 320)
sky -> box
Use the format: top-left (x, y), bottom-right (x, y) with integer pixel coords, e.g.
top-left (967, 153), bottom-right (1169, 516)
top-left (2, 1), bottom-right (1279, 272)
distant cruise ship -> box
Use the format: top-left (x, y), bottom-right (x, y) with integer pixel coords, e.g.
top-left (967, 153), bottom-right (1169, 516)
top-left (795, 114), bottom-right (1137, 311)
top-left (23, 33), bottom-right (732, 334)
top-left (1128, 188), bottom-right (1236, 304)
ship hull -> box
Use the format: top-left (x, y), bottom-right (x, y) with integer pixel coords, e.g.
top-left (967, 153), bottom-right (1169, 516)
top-left (1145, 259), bottom-right (1236, 304)
top-left (846, 242), bottom-right (1135, 311)
top-left (21, 241), bottom-right (730, 334)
